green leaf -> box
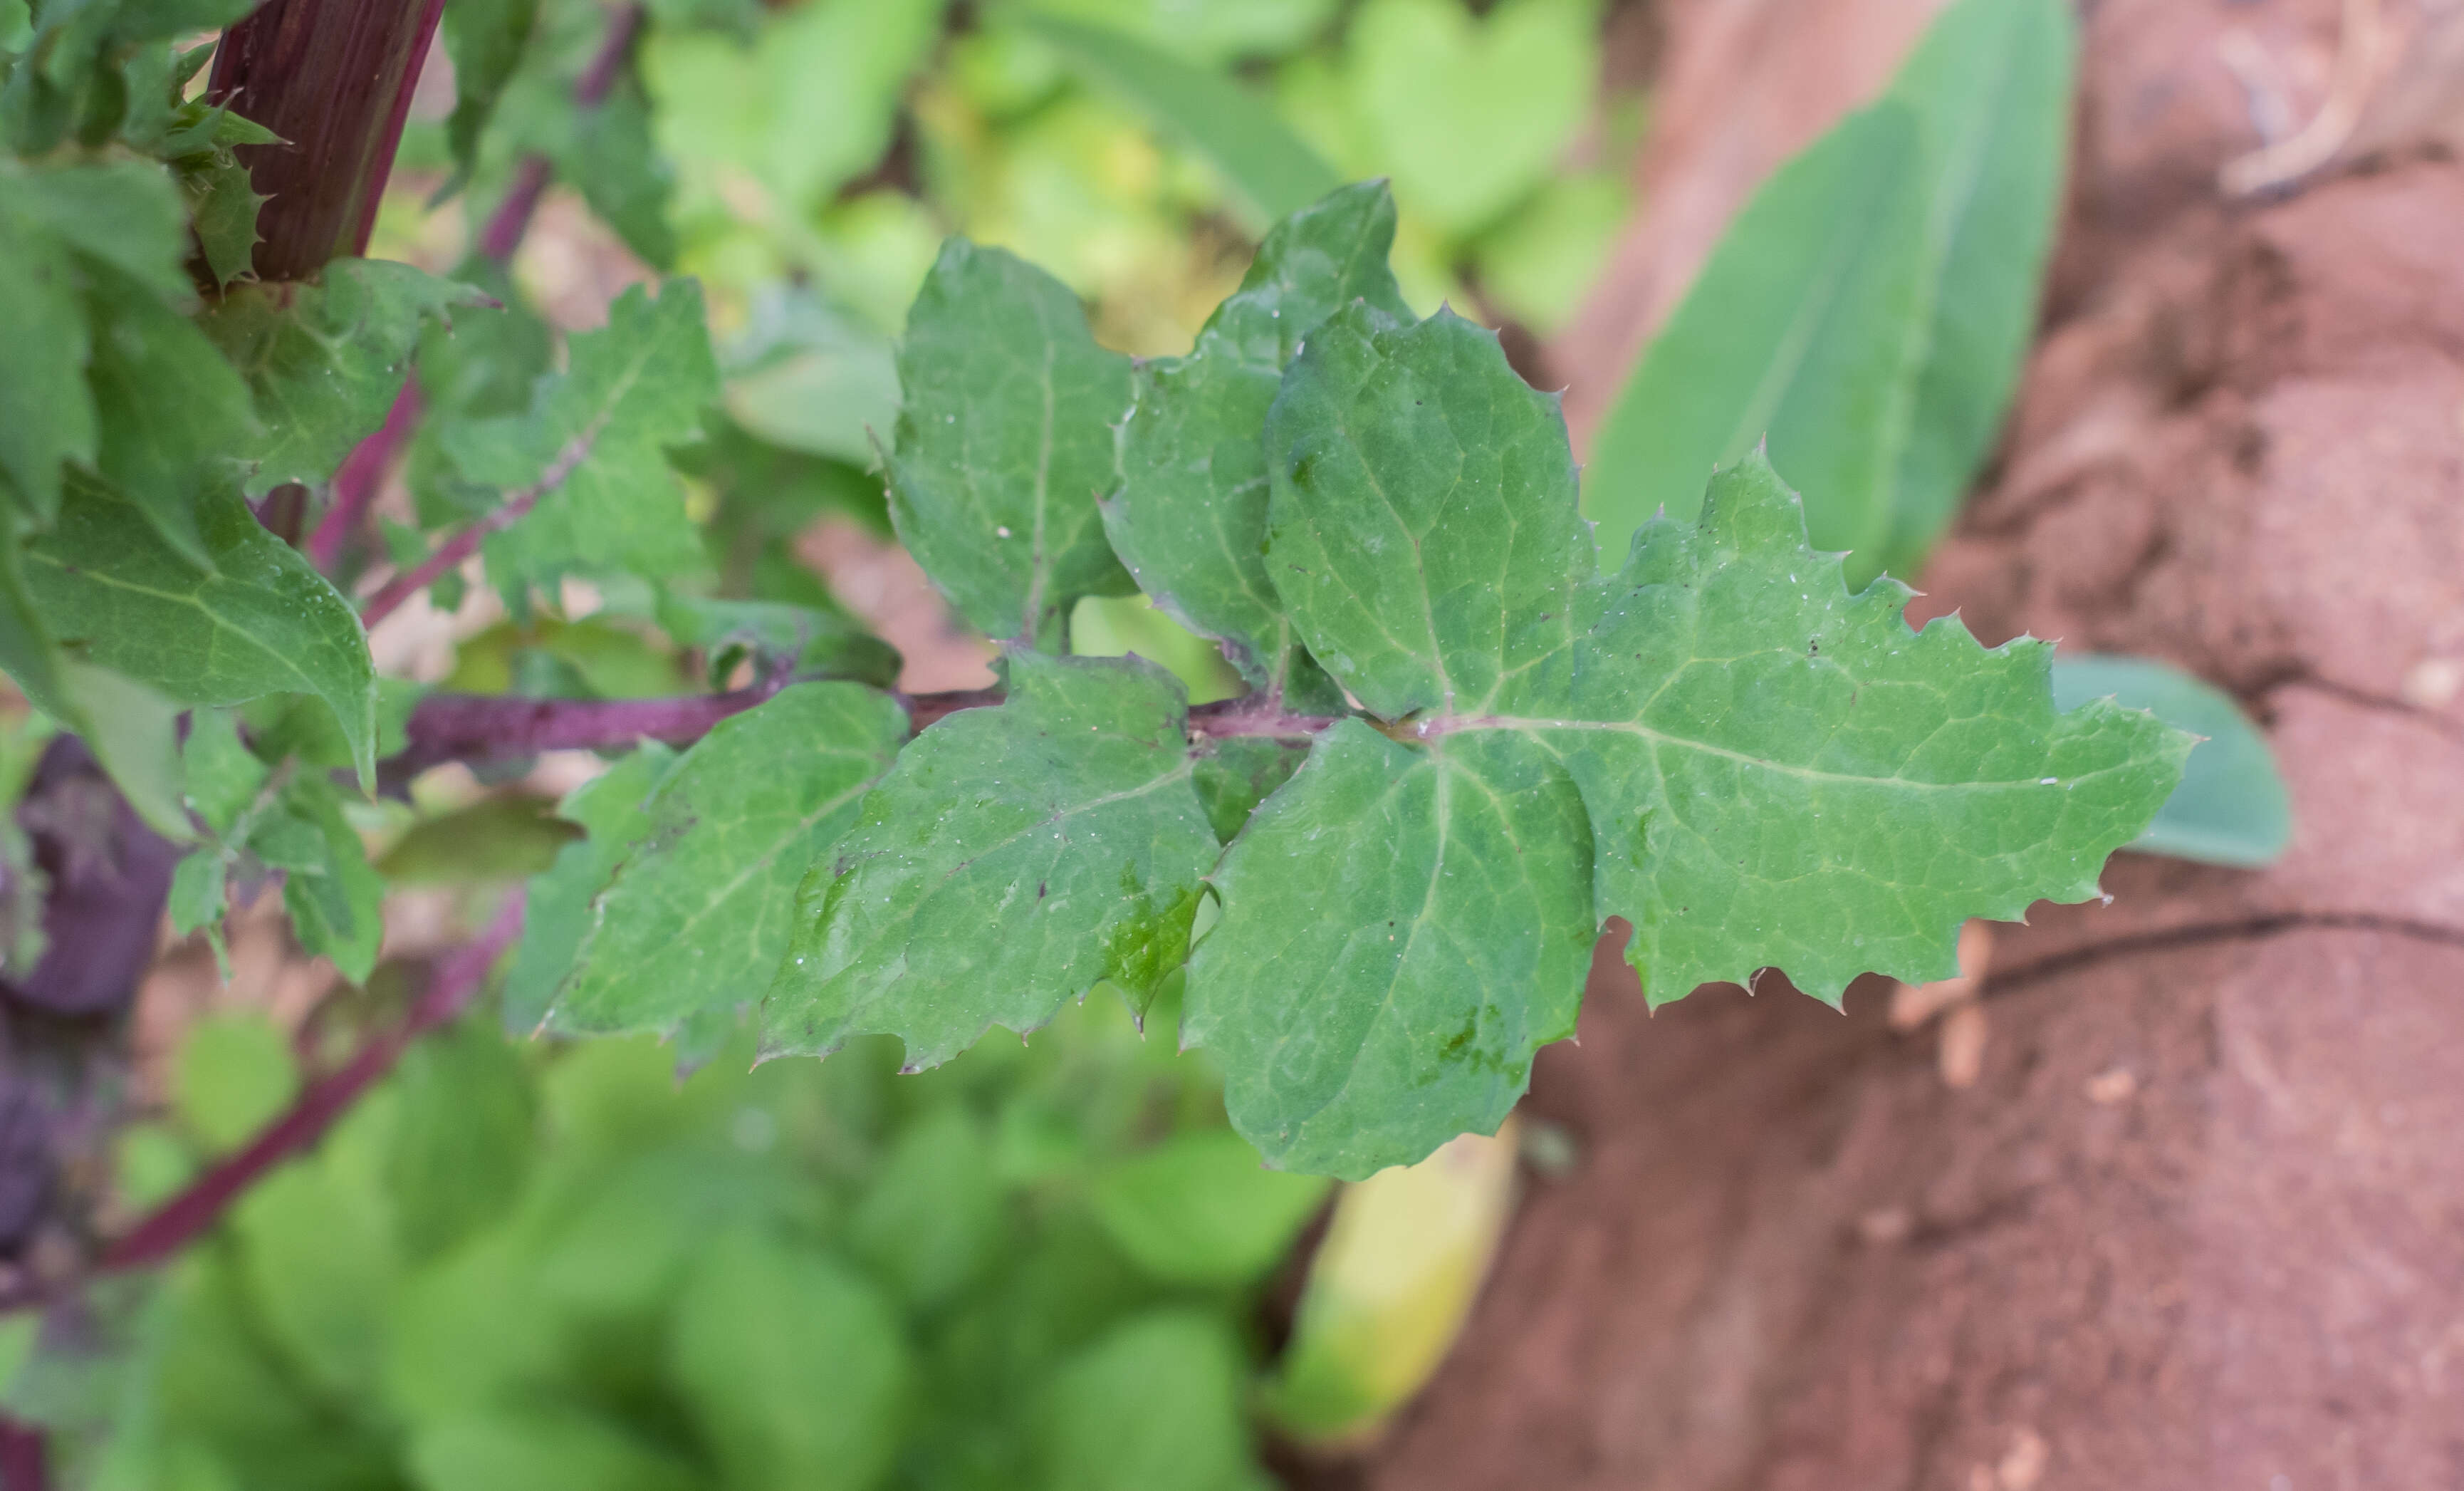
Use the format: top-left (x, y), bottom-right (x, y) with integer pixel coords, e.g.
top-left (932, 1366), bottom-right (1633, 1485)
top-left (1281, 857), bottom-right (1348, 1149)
top-left (409, 1408), bottom-right (703, 1491)
top-left (763, 651), bottom-right (1218, 1068)
top-left (2051, 654), bottom-right (2292, 868)
top-left (719, 287), bottom-right (900, 467)
top-left (442, 0), bottom-right (541, 184)
top-left (1104, 181), bottom-right (1406, 703)
top-left (185, 155), bottom-right (264, 291)
top-left (884, 241), bottom-right (1136, 646)
top-left (0, 209), bottom-right (93, 522)
top-left (1186, 303), bottom-right (2188, 1175)
top-left (180, 707), bottom-right (269, 833)
top-left (1583, 103), bottom-right (1927, 566)
top-left (501, 744), bottom-right (674, 1034)
top-left (1017, 13), bottom-right (1341, 225)
top-left (1089, 1128), bottom-right (1331, 1284)
top-left (1038, 1310), bottom-right (1263, 1491)
top-left (667, 1229), bottom-right (912, 1491)
top-left (563, 84), bottom-right (677, 271)
top-left (549, 682), bottom-right (906, 1039)
top-left (654, 591), bottom-right (902, 689)
top-left (271, 774), bottom-right (384, 982)
top-left (4, 157), bottom-right (192, 302)
top-left (26, 474), bottom-right (378, 784)
top-left (386, 1022), bottom-right (537, 1262)
top-left (444, 279), bottom-right (719, 593)
top-left (51, 660), bottom-right (192, 839)
top-left (847, 1103), bottom-right (1001, 1309)
top-left (1184, 722), bottom-right (1593, 1177)
top-left (1872, 0), bottom-right (2078, 578)
top-left (173, 1011), bottom-right (298, 1150)
top-left (377, 794), bottom-right (580, 885)
top-left (1190, 736), bottom-right (1305, 843)
top-left (79, 257), bottom-right (263, 563)
top-left (167, 847), bottom-right (226, 942)
top-left (200, 259), bottom-right (491, 496)
top-left (1344, 0), bottom-right (1597, 237)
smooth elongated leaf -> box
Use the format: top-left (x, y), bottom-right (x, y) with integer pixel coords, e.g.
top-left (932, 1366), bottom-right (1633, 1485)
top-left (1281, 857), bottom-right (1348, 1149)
top-left (1018, 13), bottom-right (1342, 226)
top-left (885, 241), bottom-right (1136, 647)
top-left (1874, 0), bottom-right (2077, 578)
top-left (1104, 180), bottom-right (1406, 704)
top-left (26, 475), bottom-right (378, 784)
top-left (2051, 654), bottom-right (2292, 868)
top-left (764, 650), bottom-right (1218, 1069)
top-left (550, 682), bottom-right (907, 1039)
top-left (1583, 103), bottom-right (1926, 566)
top-left (201, 259), bottom-right (491, 496)
top-left (1090, 1128), bottom-right (1332, 1285)
top-left (80, 258), bottom-right (262, 563)
top-left (1189, 303), bottom-right (2188, 1174)
top-left (444, 280), bottom-right (719, 593)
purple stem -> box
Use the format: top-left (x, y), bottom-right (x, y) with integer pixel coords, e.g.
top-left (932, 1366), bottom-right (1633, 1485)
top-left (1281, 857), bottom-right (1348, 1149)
top-left (476, 4), bottom-right (643, 261)
top-left (310, 380), bottom-right (423, 571)
top-left (0, 1417), bottom-right (45, 1491)
top-left (97, 895), bottom-right (524, 1274)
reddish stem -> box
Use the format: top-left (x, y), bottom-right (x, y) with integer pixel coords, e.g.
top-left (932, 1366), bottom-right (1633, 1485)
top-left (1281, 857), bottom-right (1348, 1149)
top-left (476, 4), bottom-right (644, 261)
top-left (392, 675), bottom-right (793, 778)
top-left (309, 380), bottom-right (423, 571)
top-left (358, 469), bottom-right (546, 626)
top-left (208, 0), bottom-right (449, 282)
top-left (97, 895), bottom-right (524, 1274)
top-left (0, 1417), bottom-right (45, 1491)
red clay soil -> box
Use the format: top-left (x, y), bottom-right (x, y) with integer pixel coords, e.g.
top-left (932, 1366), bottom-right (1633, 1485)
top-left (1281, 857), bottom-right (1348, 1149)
top-left (1354, 1), bottom-right (2464, 1486)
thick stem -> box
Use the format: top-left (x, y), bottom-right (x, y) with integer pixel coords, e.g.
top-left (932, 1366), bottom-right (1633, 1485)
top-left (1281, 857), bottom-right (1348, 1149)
top-left (208, 0), bottom-right (449, 282)
top-left (0, 1418), bottom-right (45, 1491)
top-left (96, 895), bottom-right (523, 1274)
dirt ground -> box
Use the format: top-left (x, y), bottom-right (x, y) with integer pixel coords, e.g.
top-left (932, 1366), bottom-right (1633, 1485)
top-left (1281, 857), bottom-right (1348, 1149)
top-left (1357, 1), bottom-right (2464, 1486)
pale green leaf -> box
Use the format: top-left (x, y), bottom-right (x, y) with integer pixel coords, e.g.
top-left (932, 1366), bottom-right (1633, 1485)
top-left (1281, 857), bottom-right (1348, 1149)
top-left (201, 259), bottom-right (491, 496)
top-left (847, 1104), bottom-right (1000, 1309)
top-left (80, 257), bottom-right (262, 563)
top-left (1873, 0), bottom-right (2078, 578)
top-left (442, 0), bottom-right (541, 183)
top-left (2051, 654), bottom-right (2292, 868)
top-left (549, 682), bottom-right (906, 1039)
top-left (1018, 13), bottom-right (1342, 226)
top-left (1104, 181), bottom-right (1406, 704)
top-left (444, 279), bottom-right (719, 593)
top-left (409, 1408), bottom-right (702, 1491)
top-left (26, 474), bottom-right (378, 784)
top-left (763, 650), bottom-right (1218, 1069)
top-left (186, 155), bottom-right (264, 291)
top-left (667, 1229), bottom-right (912, 1491)
top-left (52, 660), bottom-right (192, 840)
top-left (0, 211), bottom-right (93, 522)
top-left (885, 241), bottom-right (1135, 646)
top-left (1583, 103), bottom-right (1927, 565)
top-left (174, 1011), bottom-right (298, 1151)
top-left (4, 157), bottom-right (192, 303)
top-left (1038, 1310), bottom-right (1263, 1491)
top-left (1090, 1128), bottom-right (1331, 1284)
top-left (272, 775), bottom-right (385, 982)
top-left (180, 707), bottom-right (269, 833)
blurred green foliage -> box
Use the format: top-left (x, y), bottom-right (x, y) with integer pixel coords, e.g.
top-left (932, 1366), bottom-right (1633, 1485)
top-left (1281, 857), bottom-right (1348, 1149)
top-left (55, 999), bottom-right (1327, 1490)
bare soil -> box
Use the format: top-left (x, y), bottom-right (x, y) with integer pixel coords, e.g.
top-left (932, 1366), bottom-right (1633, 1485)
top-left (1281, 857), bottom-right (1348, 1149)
top-left (1357, 1), bottom-right (2464, 1485)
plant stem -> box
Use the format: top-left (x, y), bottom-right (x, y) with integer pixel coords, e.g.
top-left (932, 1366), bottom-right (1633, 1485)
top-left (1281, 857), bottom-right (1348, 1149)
top-left (0, 1417), bottom-right (45, 1491)
top-left (95, 894), bottom-right (524, 1274)
top-left (476, 3), bottom-right (644, 260)
top-left (207, 0), bottom-right (449, 283)
top-left (309, 380), bottom-right (423, 570)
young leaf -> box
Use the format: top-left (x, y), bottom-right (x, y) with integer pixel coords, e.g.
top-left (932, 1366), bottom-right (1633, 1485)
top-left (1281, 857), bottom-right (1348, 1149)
top-left (1582, 103), bottom-right (1927, 565)
top-left (1187, 303), bottom-right (2189, 1175)
top-left (885, 241), bottom-right (1136, 647)
top-left (26, 474), bottom-right (379, 784)
top-left (1018, 13), bottom-right (1342, 226)
top-left (443, 279), bottom-right (719, 593)
top-left (501, 744), bottom-right (675, 1034)
top-left (200, 259), bottom-right (491, 496)
top-left (667, 1229), bottom-right (912, 1491)
top-left (79, 257), bottom-right (263, 563)
top-left (764, 650), bottom-right (1218, 1069)
top-left (1872, 0), bottom-right (2077, 578)
top-left (548, 682), bottom-right (907, 1039)
top-left (1104, 180), bottom-right (1407, 706)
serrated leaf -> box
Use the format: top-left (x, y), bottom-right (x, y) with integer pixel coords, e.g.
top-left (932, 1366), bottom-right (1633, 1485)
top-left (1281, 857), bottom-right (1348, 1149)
top-left (764, 650), bottom-right (1218, 1069)
top-left (886, 241), bottom-right (1136, 647)
top-left (1872, 0), bottom-right (2077, 578)
top-left (1183, 722), bottom-right (1592, 1176)
top-left (562, 84), bottom-right (677, 271)
top-left (444, 279), bottom-right (719, 593)
top-left (26, 474), bottom-right (379, 785)
top-left (271, 774), bottom-right (383, 982)
top-left (0, 211), bottom-right (93, 521)
top-left (200, 259), bottom-right (491, 495)
top-left (1019, 12), bottom-right (1342, 226)
top-left (549, 682), bottom-right (906, 1039)
top-left (2051, 654), bottom-right (2292, 868)
top-left (667, 1229), bottom-right (912, 1491)
top-left (185, 154), bottom-right (264, 291)
top-left (1186, 303), bottom-right (2188, 1175)
top-left (501, 744), bottom-right (676, 1035)
top-left (1105, 181), bottom-right (1406, 705)
top-left (4, 157), bottom-right (192, 301)
top-left (180, 707), bottom-right (269, 833)
top-left (1583, 102), bottom-right (1927, 567)
top-left (79, 256), bottom-right (262, 563)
